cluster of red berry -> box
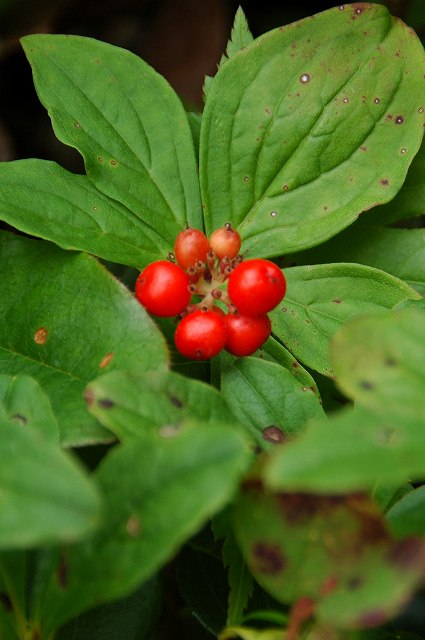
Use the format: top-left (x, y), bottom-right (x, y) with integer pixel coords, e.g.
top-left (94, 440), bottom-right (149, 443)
top-left (135, 224), bottom-right (286, 360)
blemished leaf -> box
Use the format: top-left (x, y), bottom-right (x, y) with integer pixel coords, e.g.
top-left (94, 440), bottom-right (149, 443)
top-left (85, 369), bottom-right (240, 442)
top-left (0, 415), bottom-right (100, 548)
top-left (365, 134), bottom-right (425, 225)
top-left (233, 484), bottom-right (425, 630)
top-left (270, 263), bottom-right (420, 377)
top-left (261, 337), bottom-right (320, 390)
top-left (0, 231), bottom-right (168, 446)
top-left (0, 160), bottom-right (164, 269)
top-left (38, 423), bottom-right (252, 635)
top-left (200, 4), bottom-right (425, 256)
top-left (289, 225), bottom-right (425, 296)
top-left (221, 357), bottom-right (324, 448)
top-left (0, 374), bottom-right (58, 442)
top-left (264, 405), bottom-right (425, 493)
top-left (330, 308), bottom-right (425, 424)
top-left (386, 486), bottom-right (425, 538)
top-left (20, 33), bottom-right (202, 248)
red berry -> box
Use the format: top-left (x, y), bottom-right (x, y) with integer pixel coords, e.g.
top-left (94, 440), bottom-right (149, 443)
top-left (135, 260), bottom-right (191, 317)
top-left (174, 228), bottom-right (210, 269)
top-left (209, 224), bottom-right (241, 260)
top-left (174, 309), bottom-right (226, 360)
top-left (224, 313), bottom-right (271, 357)
top-left (227, 259), bottom-right (286, 316)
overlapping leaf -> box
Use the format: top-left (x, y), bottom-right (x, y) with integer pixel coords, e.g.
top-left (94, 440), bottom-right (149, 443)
top-left (0, 231), bottom-right (168, 445)
top-left (270, 263), bottom-right (420, 376)
top-left (201, 3), bottom-right (425, 256)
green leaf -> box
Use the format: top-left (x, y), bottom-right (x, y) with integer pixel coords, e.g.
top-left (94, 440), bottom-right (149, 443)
top-left (290, 225), bottom-right (425, 296)
top-left (85, 369), bottom-right (239, 442)
top-left (233, 484), bottom-right (425, 630)
top-left (219, 627), bottom-right (284, 640)
top-left (56, 577), bottom-right (162, 640)
top-left (20, 33), bottom-right (202, 246)
top-left (365, 134), bottom-right (425, 225)
top-left (330, 308), bottom-right (425, 423)
top-left (0, 160), bottom-right (164, 269)
top-left (224, 7), bottom-right (254, 60)
top-left (0, 231), bottom-right (168, 446)
top-left (264, 405), bottom-right (425, 494)
top-left (270, 263), bottom-right (420, 376)
top-left (0, 416), bottom-right (100, 548)
top-left (39, 423), bottom-right (252, 634)
top-left (386, 486), bottom-right (425, 538)
top-left (261, 337), bottom-right (320, 390)
top-left (200, 4), bottom-right (425, 255)
top-left (0, 374), bottom-right (58, 442)
top-left (221, 357), bottom-right (324, 448)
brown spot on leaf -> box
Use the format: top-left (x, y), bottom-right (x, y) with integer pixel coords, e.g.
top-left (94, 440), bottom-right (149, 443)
top-left (253, 542), bottom-right (286, 574)
top-left (388, 537), bottom-right (425, 571)
top-left (99, 352), bottom-right (114, 368)
top-left (126, 515), bottom-right (141, 537)
top-left (168, 393), bottom-right (183, 408)
top-left (360, 380), bottom-right (374, 390)
top-left (56, 554), bottom-right (68, 589)
top-left (84, 388), bottom-right (95, 407)
top-left (98, 398), bottom-right (115, 409)
top-left (292, 361), bottom-right (300, 368)
top-left (0, 593), bottom-right (12, 612)
top-left (34, 327), bottom-right (48, 345)
top-left (263, 425), bottom-right (286, 444)
top-left (395, 115), bottom-right (404, 124)
top-left (333, 298), bottom-right (342, 304)
top-left (380, 179), bottom-right (389, 186)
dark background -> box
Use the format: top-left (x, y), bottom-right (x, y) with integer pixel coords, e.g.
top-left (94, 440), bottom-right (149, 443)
top-left (0, 0), bottom-right (423, 173)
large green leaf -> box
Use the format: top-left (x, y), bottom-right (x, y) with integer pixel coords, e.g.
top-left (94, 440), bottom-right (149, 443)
top-left (0, 231), bottom-right (168, 446)
top-left (330, 308), bottom-right (425, 423)
top-left (85, 369), bottom-right (239, 442)
top-left (270, 264), bottom-right (420, 376)
top-left (233, 484), bottom-right (425, 630)
top-left (289, 225), bottom-right (425, 296)
top-left (200, 4), bottom-right (425, 256)
top-left (19, 33), bottom-right (202, 250)
top-left (38, 424), bottom-right (252, 635)
top-left (0, 416), bottom-right (100, 548)
top-left (0, 160), bottom-right (164, 269)
top-left (221, 357), bottom-right (324, 447)
top-left (386, 486), bottom-right (425, 538)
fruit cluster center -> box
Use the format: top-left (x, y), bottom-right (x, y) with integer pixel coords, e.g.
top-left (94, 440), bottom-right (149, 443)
top-left (135, 225), bottom-right (286, 360)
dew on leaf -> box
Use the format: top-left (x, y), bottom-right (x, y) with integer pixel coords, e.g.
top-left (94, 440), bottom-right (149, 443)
top-left (373, 97), bottom-right (380, 104)
top-left (419, 107), bottom-right (424, 113)
top-left (283, 184), bottom-right (289, 191)
top-left (299, 73), bottom-right (310, 84)
top-left (355, 6), bottom-right (363, 14)
top-left (168, 252), bottom-right (175, 262)
top-left (395, 115), bottom-right (404, 124)
top-left (343, 97), bottom-right (349, 103)
top-left (73, 122), bottom-right (81, 128)
top-left (97, 157), bottom-right (104, 163)
top-left (99, 352), bottom-right (114, 368)
top-left (401, 148), bottom-right (407, 154)
top-left (263, 425), bottom-right (286, 444)
top-left (281, 307), bottom-right (287, 312)
top-left (338, 5), bottom-right (345, 9)
top-left (243, 175), bottom-right (250, 182)
top-left (110, 159), bottom-right (118, 166)
top-left (253, 542), bottom-right (286, 574)
top-left (34, 327), bottom-right (48, 345)
top-left (271, 210), bottom-right (278, 218)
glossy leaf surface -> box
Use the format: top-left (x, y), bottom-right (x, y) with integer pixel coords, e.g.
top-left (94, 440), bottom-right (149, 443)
top-left (201, 4), bottom-right (425, 256)
top-left (0, 231), bottom-right (168, 445)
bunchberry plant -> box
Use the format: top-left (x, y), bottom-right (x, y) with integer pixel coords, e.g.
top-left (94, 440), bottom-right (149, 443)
top-left (0, 4), bottom-right (424, 640)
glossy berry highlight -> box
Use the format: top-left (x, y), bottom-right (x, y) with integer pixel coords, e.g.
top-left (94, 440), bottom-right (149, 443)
top-left (174, 310), bottom-right (227, 360)
top-left (209, 224), bottom-right (242, 260)
top-left (227, 259), bottom-right (286, 316)
top-left (135, 260), bottom-right (191, 317)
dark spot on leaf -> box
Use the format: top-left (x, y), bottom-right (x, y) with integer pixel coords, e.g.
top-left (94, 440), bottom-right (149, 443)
top-left (292, 361), bottom-right (300, 368)
top-left (388, 538), bottom-right (425, 571)
top-left (347, 575), bottom-right (364, 590)
top-left (99, 352), bottom-right (114, 368)
top-left (168, 393), bottom-right (183, 408)
top-left (265, 107), bottom-right (271, 115)
top-left (98, 398), bottom-right (115, 409)
top-left (11, 413), bottom-right (27, 426)
top-left (333, 298), bottom-right (342, 304)
top-left (395, 115), bottom-right (404, 124)
top-left (385, 357), bottom-right (397, 367)
top-left (281, 307), bottom-right (287, 312)
top-left (0, 593), bottom-right (12, 612)
top-left (253, 542), bottom-right (286, 574)
top-left (110, 159), bottom-right (118, 166)
top-left (380, 179), bottom-right (389, 186)
top-left (56, 554), bottom-right (68, 589)
top-left (360, 380), bottom-right (374, 390)
top-left (360, 145), bottom-right (367, 151)
top-left (98, 157), bottom-right (104, 163)
top-left (263, 425), bottom-right (286, 444)
top-left (386, 114), bottom-right (393, 120)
